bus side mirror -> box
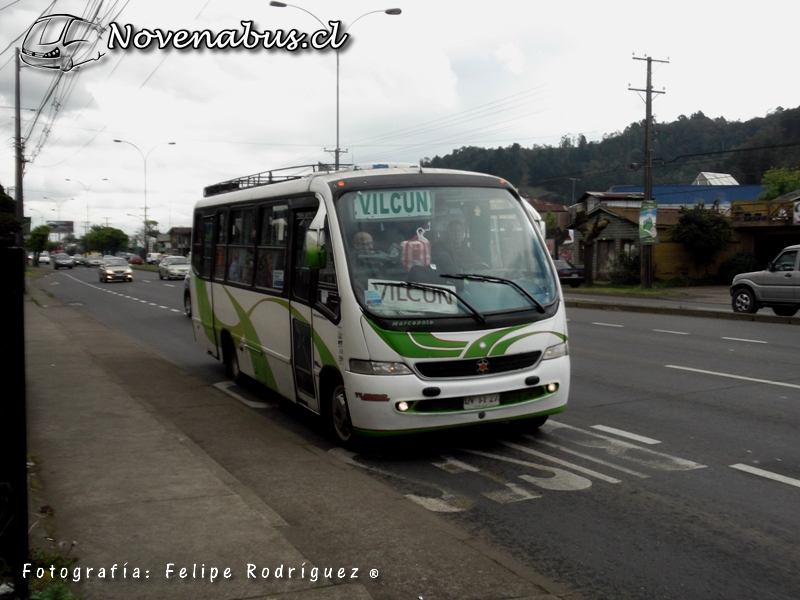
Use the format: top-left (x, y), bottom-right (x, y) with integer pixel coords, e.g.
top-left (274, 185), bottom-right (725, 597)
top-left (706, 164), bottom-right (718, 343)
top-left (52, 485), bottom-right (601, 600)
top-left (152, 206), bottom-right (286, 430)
top-left (306, 229), bottom-right (327, 269)
top-left (306, 204), bottom-right (328, 269)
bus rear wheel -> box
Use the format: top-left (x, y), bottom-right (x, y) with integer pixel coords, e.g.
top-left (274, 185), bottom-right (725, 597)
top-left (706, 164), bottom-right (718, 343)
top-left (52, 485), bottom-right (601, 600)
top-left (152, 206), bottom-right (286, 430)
top-left (223, 337), bottom-right (242, 384)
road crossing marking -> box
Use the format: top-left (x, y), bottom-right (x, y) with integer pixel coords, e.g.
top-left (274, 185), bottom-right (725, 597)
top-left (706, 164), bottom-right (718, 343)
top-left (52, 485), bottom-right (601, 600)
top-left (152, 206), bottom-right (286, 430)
top-left (729, 464), bottom-right (800, 489)
top-left (483, 483), bottom-right (541, 503)
top-left (541, 421), bottom-right (706, 471)
top-left (665, 365), bottom-right (800, 390)
top-left (467, 445), bottom-right (619, 485)
top-left (532, 438), bottom-right (649, 479)
top-left (590, 425), bottom-right (661, 445)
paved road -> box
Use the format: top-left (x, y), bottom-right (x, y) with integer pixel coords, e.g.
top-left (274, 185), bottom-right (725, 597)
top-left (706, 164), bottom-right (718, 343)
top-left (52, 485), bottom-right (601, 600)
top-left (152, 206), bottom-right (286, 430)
top-left (36, 267), bottom-right (800, 600)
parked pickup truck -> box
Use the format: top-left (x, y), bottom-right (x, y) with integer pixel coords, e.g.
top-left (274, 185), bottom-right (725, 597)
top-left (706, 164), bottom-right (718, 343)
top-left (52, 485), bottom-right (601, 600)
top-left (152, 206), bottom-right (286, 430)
top-left (730, 245), bottom-right (800, 317)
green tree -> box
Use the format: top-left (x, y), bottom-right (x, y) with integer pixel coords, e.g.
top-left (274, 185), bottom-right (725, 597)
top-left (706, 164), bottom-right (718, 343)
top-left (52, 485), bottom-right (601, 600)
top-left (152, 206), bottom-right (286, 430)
top-left (84, 226), bottom-right (129, 254)
top-left (28, 225), bottom-right (52, 264)
top-left (759, 167), bottom-right (800, 201)
top-left (669, 203), bottom-right (732, 269)
top-left (573, 211), bottom-right (610, 286)
top-left (0, 185), bottom-right (21, 244)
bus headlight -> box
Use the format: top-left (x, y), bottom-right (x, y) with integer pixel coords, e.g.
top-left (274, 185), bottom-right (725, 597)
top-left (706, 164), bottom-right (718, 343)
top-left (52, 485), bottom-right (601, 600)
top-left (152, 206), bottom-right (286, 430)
top-left (350, 360), bottom-right (412, 376)
top-left (542, 341), bottom-right (568, 360)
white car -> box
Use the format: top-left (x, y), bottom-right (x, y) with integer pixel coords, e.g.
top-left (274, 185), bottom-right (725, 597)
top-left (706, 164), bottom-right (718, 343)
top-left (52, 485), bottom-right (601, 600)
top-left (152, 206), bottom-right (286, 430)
top-left (38, 252), bottom-right (50, 264)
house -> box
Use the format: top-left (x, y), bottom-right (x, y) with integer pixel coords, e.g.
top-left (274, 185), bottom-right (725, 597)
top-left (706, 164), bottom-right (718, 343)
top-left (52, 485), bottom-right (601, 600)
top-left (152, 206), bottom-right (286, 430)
top-left (568, 189), bottom-right (746, 281)
top-left (167, 227), bottom-right (192, 256)
top-left (730, 189), bottom-right (800, 267)
top-left (522, 196), bottom-right (573, 259)
top-left (692, 172), bottom-right (739, 186)
top-left (608, 182), bottom-right (764, 211)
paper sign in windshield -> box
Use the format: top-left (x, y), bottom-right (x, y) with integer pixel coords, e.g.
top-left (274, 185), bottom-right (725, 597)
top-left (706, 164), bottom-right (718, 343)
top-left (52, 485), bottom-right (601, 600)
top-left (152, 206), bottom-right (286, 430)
top-left (366, 279), bottom-right (458, 313)
top-left (354, 190), bottom-right (432, 220)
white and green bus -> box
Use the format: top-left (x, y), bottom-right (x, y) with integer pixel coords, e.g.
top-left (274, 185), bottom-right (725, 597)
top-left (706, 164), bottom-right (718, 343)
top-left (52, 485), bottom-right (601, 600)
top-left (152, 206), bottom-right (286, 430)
top-left (187, 163), bottom-right (569, 445)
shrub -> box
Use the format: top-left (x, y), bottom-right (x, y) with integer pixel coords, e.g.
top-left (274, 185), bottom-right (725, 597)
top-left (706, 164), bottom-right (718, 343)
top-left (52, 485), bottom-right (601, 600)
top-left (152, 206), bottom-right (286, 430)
top-left (716, 250), bottom-right (757, 284)
top-left (609, 249), bottom-right (640, 285)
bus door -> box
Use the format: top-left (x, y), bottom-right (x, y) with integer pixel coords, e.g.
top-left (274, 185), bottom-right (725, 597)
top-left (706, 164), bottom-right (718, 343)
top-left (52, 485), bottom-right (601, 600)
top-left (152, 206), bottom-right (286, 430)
top-left (289, 209), bottom-right (320, 412)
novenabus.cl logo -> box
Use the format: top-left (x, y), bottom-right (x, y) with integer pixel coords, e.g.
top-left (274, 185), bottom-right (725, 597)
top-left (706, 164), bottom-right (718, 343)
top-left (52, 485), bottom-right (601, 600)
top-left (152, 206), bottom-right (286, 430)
top-left (20, 14), bottom-right (106, 72)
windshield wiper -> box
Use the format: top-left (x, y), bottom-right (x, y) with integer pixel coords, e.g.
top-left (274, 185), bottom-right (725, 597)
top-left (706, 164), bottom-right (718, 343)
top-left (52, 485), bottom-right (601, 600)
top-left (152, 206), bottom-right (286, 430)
top-left (370, 280), bottom-right (487, 325)
top-left (439, 273), bottom-right (546, 313)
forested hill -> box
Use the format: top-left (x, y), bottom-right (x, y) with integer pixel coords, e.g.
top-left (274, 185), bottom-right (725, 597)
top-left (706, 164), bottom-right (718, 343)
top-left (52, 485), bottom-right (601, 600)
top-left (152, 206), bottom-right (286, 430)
top-left (420, 105), bottom-right (800, 204)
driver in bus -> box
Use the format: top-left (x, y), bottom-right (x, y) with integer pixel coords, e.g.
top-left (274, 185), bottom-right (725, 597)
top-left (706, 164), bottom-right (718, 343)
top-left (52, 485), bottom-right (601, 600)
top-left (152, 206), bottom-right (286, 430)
top-left (436, 220), bottom-right (482, 269)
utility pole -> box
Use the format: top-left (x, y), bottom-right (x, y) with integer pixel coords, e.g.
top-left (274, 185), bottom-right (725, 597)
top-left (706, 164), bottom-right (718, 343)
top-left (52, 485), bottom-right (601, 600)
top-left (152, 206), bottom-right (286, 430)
top-left (629, 54), bottom-right (667, 288)
top-left (14, 50), bottom-right (24, 248)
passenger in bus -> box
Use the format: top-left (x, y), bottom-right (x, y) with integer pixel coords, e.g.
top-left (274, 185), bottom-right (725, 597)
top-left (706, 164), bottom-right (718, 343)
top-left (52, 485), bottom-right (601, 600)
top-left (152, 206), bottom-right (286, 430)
top-left (228, 252), bottom-right (241, 282)
top-left (352, 231), bottom-right (375, 255)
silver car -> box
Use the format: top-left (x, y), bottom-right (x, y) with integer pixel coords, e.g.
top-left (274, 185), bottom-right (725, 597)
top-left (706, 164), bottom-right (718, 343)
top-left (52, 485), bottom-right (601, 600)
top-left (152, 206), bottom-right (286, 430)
top-left (87, 253), bottom-right (103, 267)
top-left (98, 257), bottom-right (133, 283)
top-left (52, 253), bottom-right (74, 269)
top-left (730, 244), bottom-right (800, 317)
top-left (158, 255), bottom-right (191, 280)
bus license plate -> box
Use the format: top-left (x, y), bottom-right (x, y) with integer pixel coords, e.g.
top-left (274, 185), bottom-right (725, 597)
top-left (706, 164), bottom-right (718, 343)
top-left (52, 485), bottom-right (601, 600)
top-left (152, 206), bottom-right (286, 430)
top-left (464, 394), bottom-right (500, 409)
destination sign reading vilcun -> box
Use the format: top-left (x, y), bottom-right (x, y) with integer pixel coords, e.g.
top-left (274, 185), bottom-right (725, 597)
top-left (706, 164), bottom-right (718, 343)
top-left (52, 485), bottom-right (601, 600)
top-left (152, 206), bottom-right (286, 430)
top-left (354, 190), bottom-right (432, 220)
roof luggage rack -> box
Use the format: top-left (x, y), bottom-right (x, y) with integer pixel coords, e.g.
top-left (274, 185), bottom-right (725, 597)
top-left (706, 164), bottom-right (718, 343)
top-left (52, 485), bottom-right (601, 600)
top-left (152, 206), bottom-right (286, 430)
top-left (203, 163), bottom-right (350, 197)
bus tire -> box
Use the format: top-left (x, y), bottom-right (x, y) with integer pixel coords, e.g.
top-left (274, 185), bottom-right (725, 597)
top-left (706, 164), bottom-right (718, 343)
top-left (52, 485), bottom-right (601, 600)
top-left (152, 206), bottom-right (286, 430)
top-left (222, 335), bottom-right (242, 384)
top-left (510, 415), bottom-right (548, 432)
top-left (327, 383), bottom-right (355, 446)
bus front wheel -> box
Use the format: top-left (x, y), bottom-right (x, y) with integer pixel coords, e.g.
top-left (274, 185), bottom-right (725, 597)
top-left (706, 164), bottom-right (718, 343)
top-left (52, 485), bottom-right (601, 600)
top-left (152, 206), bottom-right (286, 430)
top-left (328, 384), bottom-right (355, 446)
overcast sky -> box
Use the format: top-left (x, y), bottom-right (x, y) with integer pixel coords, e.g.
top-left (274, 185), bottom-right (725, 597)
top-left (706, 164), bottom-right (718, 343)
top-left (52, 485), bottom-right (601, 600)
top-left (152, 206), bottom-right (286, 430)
top-left (1, 0), bottom-right (798, 238)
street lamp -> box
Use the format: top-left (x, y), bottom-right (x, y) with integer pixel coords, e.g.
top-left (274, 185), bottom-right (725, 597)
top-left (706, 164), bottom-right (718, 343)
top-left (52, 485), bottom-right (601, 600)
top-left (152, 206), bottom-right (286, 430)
top-left (127, 213), bottom-right (147, 252)
top-left (113, 140), bottom-right (176, 254)
top-left (269, 2), bottom-right (401, 169)
top-left (66, 178), bottom-right (107, 229)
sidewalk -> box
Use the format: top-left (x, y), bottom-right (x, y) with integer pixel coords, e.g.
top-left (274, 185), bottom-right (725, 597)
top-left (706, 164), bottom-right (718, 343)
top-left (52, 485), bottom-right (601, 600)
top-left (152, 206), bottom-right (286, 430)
top-left (23, 277), bottom-right (572, 600)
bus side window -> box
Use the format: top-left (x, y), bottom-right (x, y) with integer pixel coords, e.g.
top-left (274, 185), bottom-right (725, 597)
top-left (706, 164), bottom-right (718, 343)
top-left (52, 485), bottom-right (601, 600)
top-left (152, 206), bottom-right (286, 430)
top-left (255, 204), bottom-right (287, 292)
top-left (213, 210), bottom-right (227, 280)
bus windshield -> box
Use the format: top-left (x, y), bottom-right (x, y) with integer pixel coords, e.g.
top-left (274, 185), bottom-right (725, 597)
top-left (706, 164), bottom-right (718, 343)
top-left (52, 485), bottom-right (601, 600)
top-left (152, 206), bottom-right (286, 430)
top-left (337, 186), bottom-right (557, 320)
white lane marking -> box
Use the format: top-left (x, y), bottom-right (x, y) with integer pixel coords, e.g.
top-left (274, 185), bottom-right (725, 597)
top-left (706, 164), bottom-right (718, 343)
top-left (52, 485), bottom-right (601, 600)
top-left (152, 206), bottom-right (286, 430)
top-left (730, 464), bottom-right (800, 489)
top-left (213, 381), bottom-right (271, 409)
top-left (653, 329), bottom-right (689, 335)
top-left (722, 337), bottom-right (768, 344)
top-left (592, 322), bottom-right (624, 327)
top-left (533, 439), bottom-right (649, 478)
top-left (590, 425), bottom-right (661, 445)
top-left (665, 365), bottom-right (800, 390)
top-left (483, 443), bottom-right (621, 484)
top-left (542, 421), bottom-right (706, 471)
top-left (164, 284), bottom-right (176, 288)
top-left (159, 305), bottom-right (169, 309)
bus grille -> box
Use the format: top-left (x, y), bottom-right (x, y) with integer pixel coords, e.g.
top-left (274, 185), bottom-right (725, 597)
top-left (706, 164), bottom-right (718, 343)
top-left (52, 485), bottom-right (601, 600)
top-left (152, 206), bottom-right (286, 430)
top-left (415, 351), bottom-right (541, 379)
